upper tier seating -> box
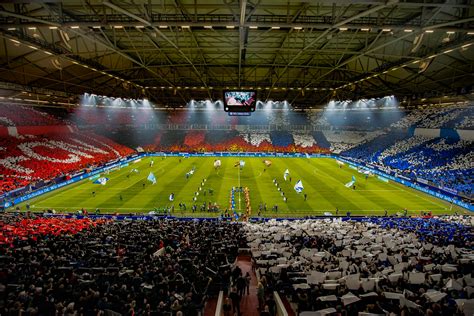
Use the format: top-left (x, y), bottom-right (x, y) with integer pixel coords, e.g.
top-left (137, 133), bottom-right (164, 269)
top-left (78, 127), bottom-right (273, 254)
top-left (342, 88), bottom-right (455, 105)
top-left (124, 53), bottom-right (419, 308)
top-left (293, 132), bottom-right (319, 148)
top-left (270, 131), bottom-right (294, 147)
top-left (0, 104), bottom-right (64, 126)
top-left (241, 132), bottom-right (272, 147)
top-left (391, 105), bottom-right (473, 130)
top-left (323, 130), bottom-right (386, 154)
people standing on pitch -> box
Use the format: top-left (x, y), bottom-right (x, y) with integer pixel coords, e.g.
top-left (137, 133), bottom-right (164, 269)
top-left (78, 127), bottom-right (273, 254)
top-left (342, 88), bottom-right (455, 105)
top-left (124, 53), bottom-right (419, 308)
top-left (150, 159), bottom-right (154, 167)
top-left (92, 191), bottom-right (96, 197)
top-left (304, 193), bottom-right (307, 201)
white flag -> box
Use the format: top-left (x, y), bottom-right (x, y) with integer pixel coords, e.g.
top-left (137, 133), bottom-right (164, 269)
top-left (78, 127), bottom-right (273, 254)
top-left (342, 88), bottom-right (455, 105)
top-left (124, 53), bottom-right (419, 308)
top-left (294, 180), bottom-right (304, 193)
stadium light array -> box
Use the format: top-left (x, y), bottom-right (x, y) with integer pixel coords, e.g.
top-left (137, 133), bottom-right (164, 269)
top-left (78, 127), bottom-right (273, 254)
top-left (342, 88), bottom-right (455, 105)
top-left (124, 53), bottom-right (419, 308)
top-left (80, 93), bottom-right (153, 108)
top-left (325, 96), bottom-right (398, 110)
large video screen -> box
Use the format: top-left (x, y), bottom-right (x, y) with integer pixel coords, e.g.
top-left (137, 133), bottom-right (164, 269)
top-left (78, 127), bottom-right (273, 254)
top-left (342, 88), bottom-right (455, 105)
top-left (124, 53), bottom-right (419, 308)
top-left (223, 90), bottom-right (256, 112)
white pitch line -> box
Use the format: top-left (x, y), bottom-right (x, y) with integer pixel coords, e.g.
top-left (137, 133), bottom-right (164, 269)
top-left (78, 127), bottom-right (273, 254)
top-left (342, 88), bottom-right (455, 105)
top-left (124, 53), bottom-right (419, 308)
top-left (31, 206), bottom-right (149, 210)
top-left (386, 181), bottom-right (448, 209)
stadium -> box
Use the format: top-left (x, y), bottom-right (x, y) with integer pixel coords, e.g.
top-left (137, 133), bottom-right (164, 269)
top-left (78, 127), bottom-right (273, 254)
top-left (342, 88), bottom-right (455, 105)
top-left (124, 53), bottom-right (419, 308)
top-left (0, 0), bottom-right (473, 315)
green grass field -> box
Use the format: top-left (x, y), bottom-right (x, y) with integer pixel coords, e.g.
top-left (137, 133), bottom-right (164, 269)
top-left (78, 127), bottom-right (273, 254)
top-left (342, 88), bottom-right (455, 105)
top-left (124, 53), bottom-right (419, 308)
top-left (17, 156), bottom-right (463, 217)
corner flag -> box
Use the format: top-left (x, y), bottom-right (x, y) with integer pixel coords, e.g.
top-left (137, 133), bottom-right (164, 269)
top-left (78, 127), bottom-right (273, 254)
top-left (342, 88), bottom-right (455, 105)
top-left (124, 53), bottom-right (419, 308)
top-left (294, 180), bottom-right (304, 193)
top-left (147, 172), bottom-right (157, 184)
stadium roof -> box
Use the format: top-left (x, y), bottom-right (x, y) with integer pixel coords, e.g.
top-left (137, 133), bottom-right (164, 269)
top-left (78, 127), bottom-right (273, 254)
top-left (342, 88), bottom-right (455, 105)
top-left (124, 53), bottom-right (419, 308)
top-left (0, 0), bottom-right (473, 107)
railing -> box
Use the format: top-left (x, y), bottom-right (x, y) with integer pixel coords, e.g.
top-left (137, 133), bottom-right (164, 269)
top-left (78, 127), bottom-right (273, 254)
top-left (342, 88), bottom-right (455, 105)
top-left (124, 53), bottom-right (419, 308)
top-left (214, 291), bottom-right (224, 316)
top-left (112, 123), bottom-right (327, 131)
top-left (274, 291), bottom-right (290, 316)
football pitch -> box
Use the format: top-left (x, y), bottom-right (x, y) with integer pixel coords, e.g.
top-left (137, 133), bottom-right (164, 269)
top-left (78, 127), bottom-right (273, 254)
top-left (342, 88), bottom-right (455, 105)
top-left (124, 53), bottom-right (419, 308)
top-left (18, 156), bottom-right (462, 217)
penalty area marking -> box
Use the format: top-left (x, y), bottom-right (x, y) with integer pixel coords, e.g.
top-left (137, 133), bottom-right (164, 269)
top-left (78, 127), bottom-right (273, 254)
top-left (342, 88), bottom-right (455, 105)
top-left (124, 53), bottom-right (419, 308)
top-left (386, 181), bottom-right (448, 209)
top-left (21, 167), bottom-right (168, 205)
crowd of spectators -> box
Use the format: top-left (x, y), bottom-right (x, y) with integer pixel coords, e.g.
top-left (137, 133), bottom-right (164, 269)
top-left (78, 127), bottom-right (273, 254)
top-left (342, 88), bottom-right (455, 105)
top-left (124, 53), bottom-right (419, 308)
top-left (241, 133), bottom-right (272, 147)
top-left (1, 211), bottom-right (473, 316)
top-left (342, 134), bottom-right (473, 197)
top-left (390, 105), bottom-right (473, 130)
top-left (323, 131), bottom-right (385, 154)
top-left (0, 132), bottom-right (134, 195)
top-left (0, 215), bottom-right (245, 315)
top-left (245, 216), bottom-right (473, 315)
top-left (183, 131), bottom-right (206, 148)
top-left (292, 133), bottom-right (319, 148)
top-left (417, 108), bottom-right (470, 129)
top-left (0, 104), bottom-right (63, 127)
top-left (126, 130), bottom-right (329, 153)
top-left (377, 136), bottom-right (431, 162)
